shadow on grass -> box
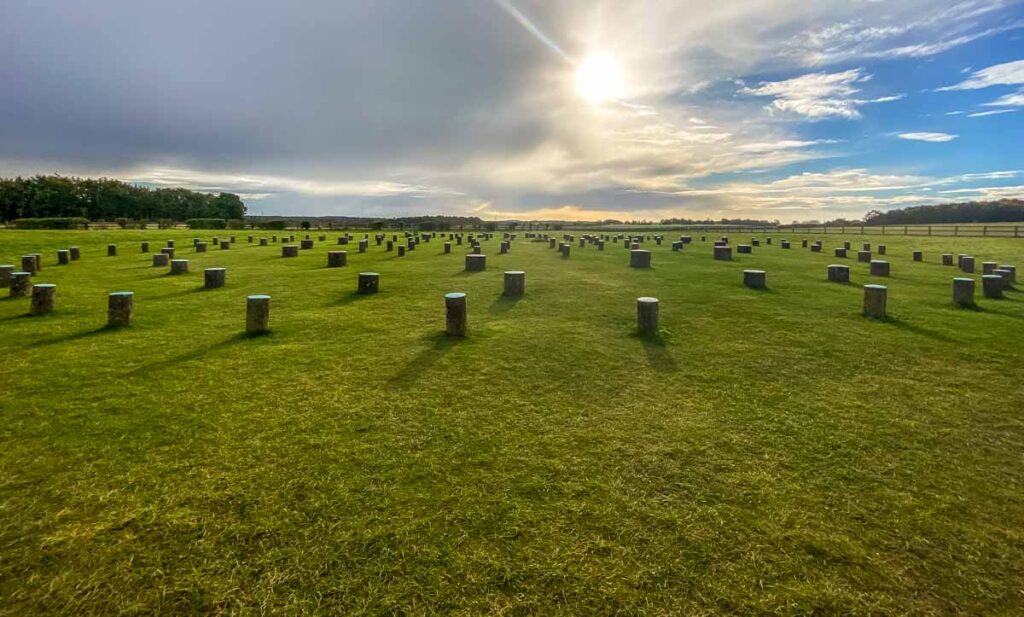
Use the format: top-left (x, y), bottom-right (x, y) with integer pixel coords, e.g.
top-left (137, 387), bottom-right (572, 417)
top-left (128, 333), bottom-right (252, 375)
top-left (29, 325), bottom-right (120, 347)
top-left (878, 317), bottom-right (958, 343)
top-left (333, 291), bottom-right (378, 307)
top-left (489, 294), bottom-right (522, 315)
top-left (454, 269), bottom-right (486, 276)
top-left (388, 333), bottom-right (460, 389)
top-left (632, 331), bottom-right (678, 372)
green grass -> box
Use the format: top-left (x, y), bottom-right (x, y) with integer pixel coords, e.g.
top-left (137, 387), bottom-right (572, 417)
top-left (1, 230), bottom-right (1022, 615)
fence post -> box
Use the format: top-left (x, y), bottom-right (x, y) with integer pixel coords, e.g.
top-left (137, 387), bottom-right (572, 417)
top-left (984, 225), bottom-right (988, 237)
top-left (1016, 225), bottom-right (1020, 238)
top-left (954, 225), bottom-right (958, 237)
top-left (904, 225), bottom-right (907, 236)
top-left (928, 225), bottom-right (932, 237)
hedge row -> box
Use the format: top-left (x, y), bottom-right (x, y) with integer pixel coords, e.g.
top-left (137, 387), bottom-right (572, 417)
top-left (15, 217), bottom-right (90, 229)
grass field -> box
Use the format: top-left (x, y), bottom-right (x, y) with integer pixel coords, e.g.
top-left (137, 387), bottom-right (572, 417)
top-left (1, 230), bottom-right (1023, 615)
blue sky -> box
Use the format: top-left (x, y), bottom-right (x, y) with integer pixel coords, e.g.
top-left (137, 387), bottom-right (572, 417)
top-left (1, 0), bottom-right (1023, 222)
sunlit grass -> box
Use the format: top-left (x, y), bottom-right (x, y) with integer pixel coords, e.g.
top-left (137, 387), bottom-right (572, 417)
top-left (1, 229), bottom-right (1022, 614)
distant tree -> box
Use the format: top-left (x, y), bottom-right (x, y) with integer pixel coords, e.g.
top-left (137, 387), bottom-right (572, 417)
top-left (301, 221), bottom-right (311, 230)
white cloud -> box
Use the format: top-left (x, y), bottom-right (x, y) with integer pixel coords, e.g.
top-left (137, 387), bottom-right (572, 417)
top-left (740, 69), bottom-right (902, 119)
top-left (983, 88), bottom-right (1024, 107)
top-left (968, 108), bottom-right (1017, 117)
top-left (937, 58), bottom-right (1024, 90)
top-left (897, 132), bottom-right (959, 142)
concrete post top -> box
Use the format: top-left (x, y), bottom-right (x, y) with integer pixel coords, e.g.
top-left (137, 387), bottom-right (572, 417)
top-left (637, 296), bottom-right (658, 304)
top-left (445, 292), bottom-right (467, 300)
top-left (247, 294), bottom-right (271, 300)
top-left (109, 291), bottom-right (134, 297)
top-left (863, 284), bottom-right (887, 290)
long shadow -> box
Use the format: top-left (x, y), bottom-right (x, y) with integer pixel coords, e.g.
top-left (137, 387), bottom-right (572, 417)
top-left (128, 333), bottom-right (250, 375)
top-left (149, 287), bottom-right (207, 301)
top-left (0, 312), bottom-right (32, 323)
top-left (29, 325), bottom-right (118, 348)
top-left (489, 294), bottom-right (522, 315)
top-left (975, 305), bottom-right (1024, 321)
top-left (632, 331), bottom-right (678, 373)
top-left (332, 291), bottom-right (375, 307)
top-left (388, 333), bottom-right (459, 388)
top-left (881, 317), bottom-right (958, 343)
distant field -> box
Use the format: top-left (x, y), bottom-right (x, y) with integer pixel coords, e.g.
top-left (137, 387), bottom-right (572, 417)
top-left (1, 229), bottom-right (1022, 614)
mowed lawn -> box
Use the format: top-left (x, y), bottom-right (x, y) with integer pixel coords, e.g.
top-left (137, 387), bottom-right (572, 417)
top-left (1, 230), bottom-right (1022, 615)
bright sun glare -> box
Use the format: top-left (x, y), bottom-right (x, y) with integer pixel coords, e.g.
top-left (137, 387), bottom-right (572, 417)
top-left (575, 54), bottom-right (625, 104)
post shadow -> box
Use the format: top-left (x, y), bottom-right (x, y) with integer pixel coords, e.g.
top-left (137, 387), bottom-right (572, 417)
top-left (388, 332), bottom-right (459, 388)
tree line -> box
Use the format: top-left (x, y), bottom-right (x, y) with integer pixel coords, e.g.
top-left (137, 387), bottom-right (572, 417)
top-left (0, 175), bottom-right (246, 223)
top-left (861, 199), bottom-right (1024, 226)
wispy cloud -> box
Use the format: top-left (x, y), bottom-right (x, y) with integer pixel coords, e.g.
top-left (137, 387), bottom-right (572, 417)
top-left (897, 132), bottom-right (959, 142)
top-left (740, 69), bottom-right (902, 120)
top-left (937, 58), bottom-right (1024, 90)
top-left (968, 108), bottom-right (1017, 117)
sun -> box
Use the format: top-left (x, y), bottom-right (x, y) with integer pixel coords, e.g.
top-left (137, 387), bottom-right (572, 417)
top-left (575, 54), bottom-right (625, 104)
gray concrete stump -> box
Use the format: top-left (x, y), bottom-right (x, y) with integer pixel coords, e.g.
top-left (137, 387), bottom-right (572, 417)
top-left (141, 242), bottom-right (149, 253)
top-left (863, 285), bottom-right (887, 318)
top-left (445, 292), bottom-right (468, 336)
top-left (913, 251), bottom-right (923, 262)
top-left (827, 264), bottom-right (850, 283)
top-left (994, 269), bottom-right (1012, 289)
top-left (637, 297), bottom-right (659, 335)
top-left (961, 256), bottom-right (975, 273)
top-left (357, 272), bottom-right (379, 294)
top-left (153, 253), bottom-right (169, 267)
top-left (170, 259), bottom-right (189, 275)
top-left (107, 244), bottom-right (118, 257)
top-left (834, 248), bottom-right (847, 258)
top-left (29, 283), bottom-right (55, 315)
top-left (713, 246), bottom-right (732, 261)
top-left (205, 268), bottom-right (226, 289)
top-left (870, 260), bottom-right (890, 277)
top-left (69, 247), bottom-right (80, 261)
top-left (327, 251), bottom-right (348, 267)
top-left (857, 251), bottom-right (871, 263)
top-left (282, 245), bottom-right (298, 257)
top-left (22, 255), bottom-right (38, 274)
top-left (952, 277), bottom-right (975, 307)
top-left (982, 274), bottom-right (1003, 299)
top-left (982, 261), bottom-right (997, 275)
top-left (737, 244), bottom-right (752, 254)
top-left (503, 271), bottom-right (525, 297)
top-left (630, 250), bottom-right (652, 268)
top-left (246, 295), bottom-right (270, 333)
top-left (196, 242), bottom-right (208, 252)
top-left (107, 292), bottom-right (133, 327)
top-left (0, 265), bottom-right (13, 288)
top-left (9, 272), bottom-right (31, 297)
top-left (466, 254), bottom-right (486, 271)
top-left (942, 253), bottom-right (952, 265)
top-left (743, 270), bottom-right (766, 289)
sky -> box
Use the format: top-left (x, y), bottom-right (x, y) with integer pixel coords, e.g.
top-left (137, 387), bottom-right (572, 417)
top-left (1, 0), bottom-right (1023, 223)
